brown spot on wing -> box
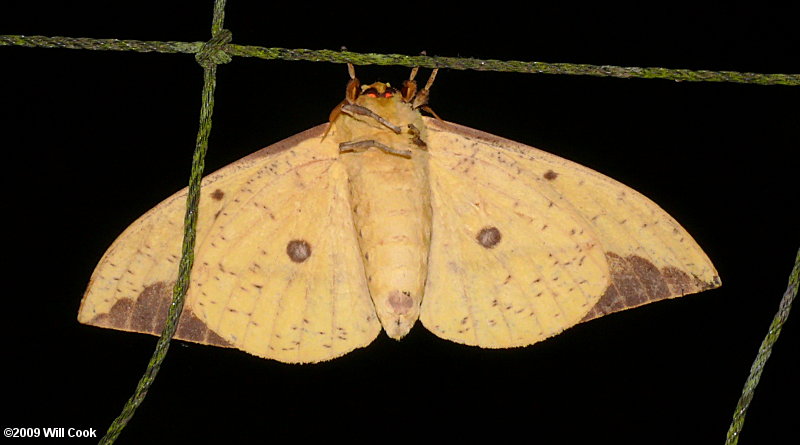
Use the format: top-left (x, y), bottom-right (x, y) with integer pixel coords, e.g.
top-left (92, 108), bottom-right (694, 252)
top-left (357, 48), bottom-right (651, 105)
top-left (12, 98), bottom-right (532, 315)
top-left (388, 290), bottom-right (414, 315)
top-left (176, 312), bottom-right (231, 346)
top-left (581, 252), bottom-right (718, 322)
top-left (476, 226), bottom-right (502, 248)
top-left (543, 170), bottom-right (559, 181)
top-left (101, 298), bottom-right (133, 329)
top-left (286, 239), bottom-right (312, 263)
top-left (89, 281), bottom-right (231, 348)
top-left (131, 281), bottom-right (172, 332)
top-left (661, 266), bottom-right (696, 294)
top-left (210, 189), bottom-right (225, 201)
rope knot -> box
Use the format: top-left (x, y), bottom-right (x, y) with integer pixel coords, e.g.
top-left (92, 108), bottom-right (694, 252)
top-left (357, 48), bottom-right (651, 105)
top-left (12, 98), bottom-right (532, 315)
top-left (195, 29), bottom-right (232, 69)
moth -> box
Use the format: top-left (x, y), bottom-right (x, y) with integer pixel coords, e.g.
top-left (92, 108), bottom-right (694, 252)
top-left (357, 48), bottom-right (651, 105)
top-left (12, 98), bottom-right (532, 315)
top-left (78, 65), bottom-right (721, 363)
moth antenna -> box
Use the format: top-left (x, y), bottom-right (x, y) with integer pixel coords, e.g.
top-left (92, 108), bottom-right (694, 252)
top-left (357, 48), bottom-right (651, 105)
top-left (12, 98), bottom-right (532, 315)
top-left (341, 104), bottom-right (402, 133)
top-left (339, 139), bottom-right (412, 158)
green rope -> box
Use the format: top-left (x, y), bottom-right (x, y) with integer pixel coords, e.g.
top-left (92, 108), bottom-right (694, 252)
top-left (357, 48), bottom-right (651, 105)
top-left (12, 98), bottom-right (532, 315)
top-left (97, 1), bottom-right (229, 443)
top-left (725, 247), bottom-right (799, 444)
top-left (0, 34), bottom-right (200, 54)
top-left (2, 34), bottom-right (799, 86)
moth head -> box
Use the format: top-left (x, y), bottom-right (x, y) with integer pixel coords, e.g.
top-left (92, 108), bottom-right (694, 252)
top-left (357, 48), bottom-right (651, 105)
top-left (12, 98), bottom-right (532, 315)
top-left (353, 81), bottom-right (413, 120)
top-left (359, 82), bottom-right (398, 100)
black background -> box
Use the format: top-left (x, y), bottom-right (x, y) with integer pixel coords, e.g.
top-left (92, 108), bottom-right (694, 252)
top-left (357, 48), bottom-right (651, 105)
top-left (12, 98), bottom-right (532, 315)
top-left (2, 1), bottom-right (798, 443)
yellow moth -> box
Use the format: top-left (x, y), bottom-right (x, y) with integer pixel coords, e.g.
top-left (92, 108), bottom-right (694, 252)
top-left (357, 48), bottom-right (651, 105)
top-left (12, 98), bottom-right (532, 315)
top-left (78, 66), bottom-right (720, 363)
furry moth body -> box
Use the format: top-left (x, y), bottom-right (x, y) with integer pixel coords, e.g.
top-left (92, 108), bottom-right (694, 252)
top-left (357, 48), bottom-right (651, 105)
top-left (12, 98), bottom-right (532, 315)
top-left (78, 71), bottom-right (720, 363)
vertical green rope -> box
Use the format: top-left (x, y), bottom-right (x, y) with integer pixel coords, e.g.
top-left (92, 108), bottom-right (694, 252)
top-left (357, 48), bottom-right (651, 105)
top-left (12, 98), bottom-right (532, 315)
top-left (725, 247), bottom-right (799, 444)
top-left (97, 1), bottom-right (229, 443)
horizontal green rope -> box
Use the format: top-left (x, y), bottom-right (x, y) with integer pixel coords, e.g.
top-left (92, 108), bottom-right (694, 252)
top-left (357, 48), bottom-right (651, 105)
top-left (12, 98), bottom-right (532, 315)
top-left (0, 34), bottom-right (200, 54)
top-left (2, 34), bottom-right (798, 86)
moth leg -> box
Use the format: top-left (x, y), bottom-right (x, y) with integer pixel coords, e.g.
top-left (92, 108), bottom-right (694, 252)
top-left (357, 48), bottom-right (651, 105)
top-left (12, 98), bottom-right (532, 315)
top-left (420, 104), bottom-right (442, 120)
top-left (412, 67), bottom-right (436, 107)
top-left (341, 104), bottom-right (402, 134)
top-left (414, 68), bottom-right (441, 119)
top-left (324, 63), bottom-right (362, 140)
top-left (407, 124), bottom-right (428, 150)
top-left (401, 66), bottom-right (420, 102)
top-left (339, 140), bottom-right (412, 158)
top-left (401, 58), bottom-right (442, 119)
top-left (345, 62), bottom-right (359, 104)
top-left (401, 51), bottom-right (430, 104)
